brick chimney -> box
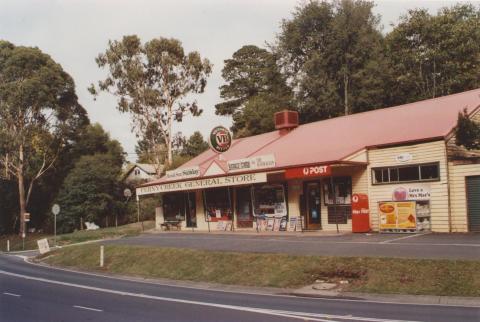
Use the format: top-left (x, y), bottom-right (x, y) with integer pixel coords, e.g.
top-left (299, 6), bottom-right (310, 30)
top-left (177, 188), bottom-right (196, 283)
top-left (274, 110), bottom-right (299, 133)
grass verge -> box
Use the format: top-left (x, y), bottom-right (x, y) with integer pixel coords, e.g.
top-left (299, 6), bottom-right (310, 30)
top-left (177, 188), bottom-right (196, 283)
top-left (0, 221), bottom-right (154, 252)
top-left (40, 244), bottom-right (480, 297)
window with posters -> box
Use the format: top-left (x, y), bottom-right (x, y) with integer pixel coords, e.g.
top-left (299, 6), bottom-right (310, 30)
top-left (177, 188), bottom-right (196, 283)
top-left (203, 187), bottom-right (233, 222)
top-left (323, 177), bottom-right (352, 224)
top-left (252, 184), bottom-right (287, 218)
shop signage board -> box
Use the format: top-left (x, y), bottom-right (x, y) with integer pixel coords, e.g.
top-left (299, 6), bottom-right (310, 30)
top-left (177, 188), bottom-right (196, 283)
top-left (227, 154), bottom-right (276, 173)
top-left (391, 184), bottom-right (431, 201)
top-left (137, 172), bottom-right (267, 196)
top-left (379, 201), bottom-right (417, 231)
top-left (166, 166), bottom-right (200, 180)
top-left (209, 126), bottom-right (232, 153)
top-left (285, 164), bottom-right (331, 179)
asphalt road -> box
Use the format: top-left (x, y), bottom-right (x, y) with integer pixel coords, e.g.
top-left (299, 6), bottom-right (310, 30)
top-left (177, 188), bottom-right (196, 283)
top-left (1, 254), bottom-right (479, 322)
top-left (107, 232), bottom-right (480, 260)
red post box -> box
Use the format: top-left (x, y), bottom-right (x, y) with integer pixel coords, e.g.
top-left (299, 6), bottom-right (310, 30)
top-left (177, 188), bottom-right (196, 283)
top-left (351, 193), bottom-right (370, 233)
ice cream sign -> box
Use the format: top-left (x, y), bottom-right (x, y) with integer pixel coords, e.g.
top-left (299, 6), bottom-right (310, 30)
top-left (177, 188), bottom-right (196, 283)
top-left (392, 184), bottom-right (431, 201)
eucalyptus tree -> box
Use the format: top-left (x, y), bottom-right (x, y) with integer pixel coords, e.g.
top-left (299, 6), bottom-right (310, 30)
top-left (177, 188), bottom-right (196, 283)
top-left (0, 40), bottom-right (86, 234)
top-left (90, 35), bottom-right (212, 169)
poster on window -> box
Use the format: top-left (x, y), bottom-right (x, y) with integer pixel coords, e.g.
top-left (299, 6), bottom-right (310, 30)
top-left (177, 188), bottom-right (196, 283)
top-left (379, 201), bottom-right (416, 231)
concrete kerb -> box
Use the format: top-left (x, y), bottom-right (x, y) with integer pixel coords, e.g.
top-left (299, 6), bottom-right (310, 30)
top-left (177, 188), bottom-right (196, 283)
top-left (145, 229), bottom-right (349, 237)
top-left (288, 287), bottom-right (480, 307)
top-left (1, 236), bottom-right (124, 255)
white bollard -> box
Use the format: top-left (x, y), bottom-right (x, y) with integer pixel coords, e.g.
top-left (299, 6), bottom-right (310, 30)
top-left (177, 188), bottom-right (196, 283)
top-left (100, 245), bottom-right (104, 267)
top-left (7, 240), bottom-right (10, 252)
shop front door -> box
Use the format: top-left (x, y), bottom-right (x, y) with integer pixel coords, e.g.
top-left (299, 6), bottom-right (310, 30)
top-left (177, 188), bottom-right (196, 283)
top-left (236, 187), bottom-right (253, 228)
top-left (185, 192), bottom-right (197, 228)
top-left (305, 182), bottom-right (321, 230)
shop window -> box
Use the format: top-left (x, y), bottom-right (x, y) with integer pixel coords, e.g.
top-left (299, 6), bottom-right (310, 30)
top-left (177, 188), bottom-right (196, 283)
top-left (372, 163), bottom-right (439, 184)
top-left (252, 184), bottom-right (287, 217)
top-left (204, 187), bottom-right (233, 222)
top-left (163, 193), bottom-right (186, 221)
top-left (327, 206), bottom-right (351, 224)
top-left (420, 164), bottom-right (439, 180)
top-left (323, 177), bottom-right (352, 205)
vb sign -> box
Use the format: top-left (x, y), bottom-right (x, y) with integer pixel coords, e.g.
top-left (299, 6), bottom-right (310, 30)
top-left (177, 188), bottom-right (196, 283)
top-left (209, 126), bottom-right (232, 153)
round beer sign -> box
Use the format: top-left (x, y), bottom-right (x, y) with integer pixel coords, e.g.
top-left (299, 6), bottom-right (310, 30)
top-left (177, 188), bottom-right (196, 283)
top-left (209, 126), bottom-right (232, 153)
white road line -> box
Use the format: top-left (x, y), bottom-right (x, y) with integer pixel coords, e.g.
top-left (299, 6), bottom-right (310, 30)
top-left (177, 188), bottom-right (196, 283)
top-left (380, 233), bottom-right (429, 244)
top-left (3, 292), bottom-right (21, 297)
top-left (0, 270), bottom-right (421, 322)
top-left (73, 305), bottom-right (103, 312)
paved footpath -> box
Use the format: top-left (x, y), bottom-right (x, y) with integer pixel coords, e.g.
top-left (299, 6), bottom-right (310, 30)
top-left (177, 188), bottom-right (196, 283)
top-left (107, 231), bottom-right (480, 260)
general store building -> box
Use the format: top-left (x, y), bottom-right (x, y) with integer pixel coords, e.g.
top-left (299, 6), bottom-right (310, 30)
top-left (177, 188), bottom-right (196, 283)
top-left (137, 89), bottom-right (480, 233)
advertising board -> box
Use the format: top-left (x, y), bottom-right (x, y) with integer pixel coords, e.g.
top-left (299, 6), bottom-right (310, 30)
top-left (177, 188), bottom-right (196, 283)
top-left (379, 201), bottom-right (417, 231)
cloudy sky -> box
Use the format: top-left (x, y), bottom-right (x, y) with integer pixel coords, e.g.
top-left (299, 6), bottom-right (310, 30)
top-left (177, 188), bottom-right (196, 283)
top-left (1, 0), bottom-right (477, 161)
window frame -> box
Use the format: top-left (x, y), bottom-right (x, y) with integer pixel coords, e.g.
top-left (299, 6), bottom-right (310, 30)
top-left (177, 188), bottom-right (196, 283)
top-left (371, 162), bottom-right (440, 185)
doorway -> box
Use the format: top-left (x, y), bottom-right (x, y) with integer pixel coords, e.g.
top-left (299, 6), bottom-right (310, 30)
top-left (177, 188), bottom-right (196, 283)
top-left (185, 192), bottom-right (197, 228)
top-left (236, 186), bottom-right (253, 228)
top-left (305, 182), bottom-right (321, 230)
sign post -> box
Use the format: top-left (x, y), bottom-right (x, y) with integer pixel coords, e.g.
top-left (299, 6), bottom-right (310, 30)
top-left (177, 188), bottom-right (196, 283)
top-left (51, 204), bottom-right (60, 247)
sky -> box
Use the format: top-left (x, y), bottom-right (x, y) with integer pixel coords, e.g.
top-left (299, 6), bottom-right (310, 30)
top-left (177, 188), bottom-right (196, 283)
top-left (1, 0), bottom-right (478, 162)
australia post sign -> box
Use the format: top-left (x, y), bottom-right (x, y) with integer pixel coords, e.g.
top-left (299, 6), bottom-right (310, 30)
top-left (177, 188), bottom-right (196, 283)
top-left (285, 164), bottom-right (331, 180)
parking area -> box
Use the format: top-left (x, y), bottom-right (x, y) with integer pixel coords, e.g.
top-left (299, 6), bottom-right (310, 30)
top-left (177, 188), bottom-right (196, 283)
top-left (108, 231), bottom-right (480, 260)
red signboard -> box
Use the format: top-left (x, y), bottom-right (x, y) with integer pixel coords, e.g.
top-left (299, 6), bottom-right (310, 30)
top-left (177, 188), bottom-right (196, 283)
top-left (285, 165), bottom-right (331, 179)
top-left (351, 193), bottom-right (370, 233)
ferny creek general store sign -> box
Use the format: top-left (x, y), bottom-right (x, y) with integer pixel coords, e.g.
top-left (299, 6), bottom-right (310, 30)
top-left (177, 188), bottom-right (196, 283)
top-left (136, 172), bottom-right (267, 196)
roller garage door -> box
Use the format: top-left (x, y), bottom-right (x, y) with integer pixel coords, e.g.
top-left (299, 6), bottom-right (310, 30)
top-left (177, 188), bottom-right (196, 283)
top-left (466, 176), bottom-right (480, 232)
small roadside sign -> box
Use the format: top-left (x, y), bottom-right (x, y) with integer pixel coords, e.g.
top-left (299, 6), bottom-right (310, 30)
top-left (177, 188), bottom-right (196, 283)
top-left (52, 204), bottom-right (60, 215)
top-left (37, 238), bottom-right (50, 254)
top-left (23, 213), bottom-right (30, 222)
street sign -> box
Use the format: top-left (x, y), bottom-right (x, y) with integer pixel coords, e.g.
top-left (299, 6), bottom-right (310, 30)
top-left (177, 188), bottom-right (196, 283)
top-left (52, 204), bottom-right (60, 215)
top-left (123, 188), bottom-right (132, 198)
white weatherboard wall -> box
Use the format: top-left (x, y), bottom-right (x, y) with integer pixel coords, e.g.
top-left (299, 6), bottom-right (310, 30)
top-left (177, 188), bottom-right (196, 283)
top-left (448, 162), bottom-right (480, 232)
top-left (366, 140), bottom-right (450, 232)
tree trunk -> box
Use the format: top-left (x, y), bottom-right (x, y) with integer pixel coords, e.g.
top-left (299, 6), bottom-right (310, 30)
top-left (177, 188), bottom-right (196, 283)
top-left (17, 143), bottom-right (26, 236)
top-left (344, 72), bottom-right (349, 116)
top-left (166, 104), bottom-right (173, 166)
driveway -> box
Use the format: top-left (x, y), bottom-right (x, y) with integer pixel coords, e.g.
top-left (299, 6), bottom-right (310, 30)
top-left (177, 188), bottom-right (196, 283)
top-left (107, 231), bottom-right (480, 260)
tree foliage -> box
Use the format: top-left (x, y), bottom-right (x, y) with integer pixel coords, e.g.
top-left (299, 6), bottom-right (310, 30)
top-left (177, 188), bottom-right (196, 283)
top-left (386, 4), bottom-right (480, 104)
top-left (181, 131), bottom-right (208, 158)
top-left (54, 125), bottom-right (124, 233)
top-left (455, 109), bottom-right (480, 150)
top-left (0, 40), bottom-right (87, 233)
top-left (90, 35), bottom-right (212, 167)
top-left (215, 45), bottom-right (292, 137)
top-left (276, 0), bottom-right (388, 122)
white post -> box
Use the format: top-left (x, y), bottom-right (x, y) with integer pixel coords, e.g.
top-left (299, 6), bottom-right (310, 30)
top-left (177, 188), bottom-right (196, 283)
top-left (100, 245), bottom-right (104, 267)
top-left (7, 240), bottom-right (10, 252)
top-left (54, 214), bottom-right (57, 247)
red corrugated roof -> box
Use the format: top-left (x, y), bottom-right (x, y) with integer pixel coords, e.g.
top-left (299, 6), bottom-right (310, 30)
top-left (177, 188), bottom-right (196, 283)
top-left (143, 88), bottom-right (480, 186)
